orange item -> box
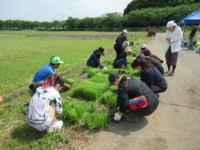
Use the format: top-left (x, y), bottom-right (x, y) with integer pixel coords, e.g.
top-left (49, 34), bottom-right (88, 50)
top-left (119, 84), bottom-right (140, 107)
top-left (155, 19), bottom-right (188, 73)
top-left (0, 97), bottom-right (3, 103)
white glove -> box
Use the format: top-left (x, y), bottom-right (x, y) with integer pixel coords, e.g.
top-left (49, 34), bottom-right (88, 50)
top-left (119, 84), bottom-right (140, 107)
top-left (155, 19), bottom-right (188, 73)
top-left (113, 112), bottom-right (122, 121)
top-left (103, 67), bottom-right (108, 70)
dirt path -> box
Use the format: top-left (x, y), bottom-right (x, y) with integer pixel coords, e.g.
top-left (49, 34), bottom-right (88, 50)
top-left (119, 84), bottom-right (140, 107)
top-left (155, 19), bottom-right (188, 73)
top-left (84, 33), bottom-right (200, 150)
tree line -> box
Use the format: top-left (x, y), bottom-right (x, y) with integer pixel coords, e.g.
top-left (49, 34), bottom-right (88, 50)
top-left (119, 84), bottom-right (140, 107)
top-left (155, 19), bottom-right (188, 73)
top-left (0, 3), bottom-right (199, 30)
top-left (124, 0), bottom-right (199, 15)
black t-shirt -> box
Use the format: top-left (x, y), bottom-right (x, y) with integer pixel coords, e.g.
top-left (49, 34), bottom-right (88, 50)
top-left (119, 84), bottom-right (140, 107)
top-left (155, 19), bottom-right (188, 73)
top-left (115, 52), bottom-right (127, 61)
top-left (145, 57), bottom-right (164, 74)
top-left (114, 34), bottom-right (128, 49)
top-left (190, 28), bottom-right (197, 38)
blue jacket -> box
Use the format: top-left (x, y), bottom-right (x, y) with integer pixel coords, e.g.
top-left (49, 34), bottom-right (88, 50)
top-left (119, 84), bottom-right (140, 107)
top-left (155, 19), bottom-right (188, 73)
top-left (87, 50), bottom-right (104, 68)
top-left (33, 64), bottom-right (55, 82)
top-left (140, 68), bottom-right (167, 89)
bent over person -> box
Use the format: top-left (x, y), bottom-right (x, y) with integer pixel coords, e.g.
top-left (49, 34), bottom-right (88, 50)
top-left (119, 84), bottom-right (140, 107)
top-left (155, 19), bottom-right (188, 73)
top-left (87, 47), bottom-right (107, 70)
top-left (114, 29), bottom-right (129, 56)
top-left (109, 71), bottom-right (159, 122)
top-left (30, 54), bottom-right (71, 91)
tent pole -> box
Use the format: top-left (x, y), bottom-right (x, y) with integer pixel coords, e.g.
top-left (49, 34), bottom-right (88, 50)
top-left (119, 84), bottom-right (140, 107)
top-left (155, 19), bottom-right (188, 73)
top-left (183, 23), bottom-right (185, 35)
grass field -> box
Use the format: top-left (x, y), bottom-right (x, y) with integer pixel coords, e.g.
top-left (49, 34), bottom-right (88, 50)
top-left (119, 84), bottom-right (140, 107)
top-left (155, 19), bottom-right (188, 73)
top-left (0, 31), bottom-right (150, 149)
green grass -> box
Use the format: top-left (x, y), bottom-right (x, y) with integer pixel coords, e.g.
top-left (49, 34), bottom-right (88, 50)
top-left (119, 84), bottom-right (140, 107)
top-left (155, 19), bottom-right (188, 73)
top-left (73, 81), bottom-right (109, 101)
top-left (109, 86), bottom-right (118, 93)
top-left (89, 73), bottom-right (109, 84)
top-left (0, 37), bottom-right (112, 96)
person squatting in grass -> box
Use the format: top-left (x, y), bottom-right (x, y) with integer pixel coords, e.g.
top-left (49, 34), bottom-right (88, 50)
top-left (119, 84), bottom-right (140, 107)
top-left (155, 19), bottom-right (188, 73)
top-left (112, 47), bottom-right (132, 68)
top-left (131, 58), bottom-right (167, 97)
top-left (165, 20), bottom-right (183, 76)
top-left (189, 24), bottom-right (200, 50)
top-left (27, 75), bottom-right (64, 133)
top-left (87, 47), bottom-right (108, 70)
top-left (136, 44), bottom-right (147, 57)
top-left (114, 29), bottom-right (129, 56)
top-left (30, 54), bottom-right (71, 91)
top-left (142, 49), bottom-right (163, 64)
top-left (137, 55), bottom-right (164, 75)
top-left (109, 71), bottom-right (159, 122)
top-left (122, 41), bottom-right (134, 53)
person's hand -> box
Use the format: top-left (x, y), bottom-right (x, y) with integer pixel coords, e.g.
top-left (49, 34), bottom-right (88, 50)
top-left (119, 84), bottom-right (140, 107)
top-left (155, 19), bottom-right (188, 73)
top-left (113, 112), bottom-right (122, 122)
top-left (103, 67), bottom-right (108, 70)
top-left (57, 112), bottom-right (63, 118)
top-left (168, 40), bottom-right (171, 44)
top-left (64, 83), bottom-right (71, 89)
top-left (166, 38), bottom-right (171, 41)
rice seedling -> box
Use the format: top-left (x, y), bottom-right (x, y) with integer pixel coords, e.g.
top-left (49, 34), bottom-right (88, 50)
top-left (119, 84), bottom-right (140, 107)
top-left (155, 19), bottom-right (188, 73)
top-left (82, 66), bottom-right (92, 73)
top-left (100, 91), bottom-right (118, 108)
top-left (64, 78), bottom-right (75, 86)
top-left (109, 86), bottom-right (118, 93)
top-left (84, 107), bottom-right (109, 130)
top-left (62, 100), bottom-right (87, 122)
top-left (132, 49), bottom-right (139, 57)
top-left (89, 73), bottom-right (109, 84)
top-left (102, 68), bottom-right (119, 74)
top-left (73, 81), bottom-right (109, 100)
top-left (87, 68), bottom-right (99, 78)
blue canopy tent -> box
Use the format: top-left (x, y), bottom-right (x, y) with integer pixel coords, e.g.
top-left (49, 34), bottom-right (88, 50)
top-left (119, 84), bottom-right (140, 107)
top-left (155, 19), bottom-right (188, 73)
top-left (177, 9), bottom-right (200, 32)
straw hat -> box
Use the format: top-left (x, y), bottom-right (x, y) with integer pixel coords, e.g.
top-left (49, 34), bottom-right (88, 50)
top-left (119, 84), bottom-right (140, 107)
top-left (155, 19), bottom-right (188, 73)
top-left (141, 44), bottom-right (146, 48)
top-left (124, 47), bottom-right (132, 52)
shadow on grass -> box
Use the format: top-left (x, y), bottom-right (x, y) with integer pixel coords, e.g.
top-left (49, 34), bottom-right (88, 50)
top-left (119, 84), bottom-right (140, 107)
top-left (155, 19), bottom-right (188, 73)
top-left (11, 123), bottom-right (47, 144)
top-left (105, 116), bottom-right (148, 136)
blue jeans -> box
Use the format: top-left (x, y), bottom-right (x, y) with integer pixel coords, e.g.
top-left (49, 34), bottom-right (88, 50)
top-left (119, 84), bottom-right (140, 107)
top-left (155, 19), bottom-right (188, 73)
top-left (113, 58), bottom-right (125, 68)
top-left (189, 38), bottom-right (194, 50)
top-left (87, 61), bottom-right (98, 68)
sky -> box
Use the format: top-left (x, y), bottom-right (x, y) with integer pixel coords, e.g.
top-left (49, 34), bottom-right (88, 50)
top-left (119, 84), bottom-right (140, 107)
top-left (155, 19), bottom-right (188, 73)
top-left (0, 0), bottom-right (132, 22)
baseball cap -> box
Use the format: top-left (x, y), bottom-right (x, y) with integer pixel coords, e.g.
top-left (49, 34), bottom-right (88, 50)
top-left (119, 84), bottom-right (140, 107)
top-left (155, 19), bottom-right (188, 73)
top-left (130, 41), bottom-right (134, 46)
top-left (108, 72), bottom-right (119, 87)
top-left (50, 54), bottom-right (64, 64)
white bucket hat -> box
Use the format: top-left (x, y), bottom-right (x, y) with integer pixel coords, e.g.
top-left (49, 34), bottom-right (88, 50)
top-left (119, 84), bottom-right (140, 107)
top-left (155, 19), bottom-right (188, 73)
top-left (123, 29), bottom-right (128, 34)
top-left (141, 44), bottom-right (146, 48)
top-left (125, 47), bottom-right (132, 52)
top-left (166, 21), bottom-right (176, 28)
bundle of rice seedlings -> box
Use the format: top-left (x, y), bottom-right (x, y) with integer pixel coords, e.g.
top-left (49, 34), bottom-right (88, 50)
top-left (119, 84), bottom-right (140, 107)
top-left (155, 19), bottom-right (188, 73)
top-left (84, 107), bottom-right (109, 130)
top-left (62, 100), bottom-right (87, 122)
top-left (87, 68), bottom-right (98, 78)
top-left (89, 73), bottom-right (109, 84)
top-left (73, 81), bottom-right (109, 100)
top-left (61, 99), bottom-right (70, 110)
top-left (82, 66), bottom-right (92, 72)
top-left (100, 91), bottom-right (118, 108)
top-left (109, 86), bottom-right (118, 93)
top-left (102, 69), bottom-right (118, 74)
top-left (103, 59), bottom-right (113, 65)
top-left (64, 78), bottom-right (75, 86)
top-left (132, 49), bottom-right (139, 57)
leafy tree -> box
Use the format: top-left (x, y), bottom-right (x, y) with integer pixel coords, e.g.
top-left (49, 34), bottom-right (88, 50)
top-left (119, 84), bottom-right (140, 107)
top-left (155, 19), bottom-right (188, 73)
top-left (66, 17), bottom-right (78, 30)
top-left (84, 17), bottom-right (95, 30)
top-left (94, 17), bottom-right (106, 30)
top-left (102, 12), bottom-right (121, 29)
top-left (0, 20), bottom-right (4, 29)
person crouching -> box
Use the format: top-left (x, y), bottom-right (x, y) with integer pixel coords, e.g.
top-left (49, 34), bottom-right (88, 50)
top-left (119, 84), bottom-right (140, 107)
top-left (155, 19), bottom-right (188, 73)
top-left (27, 75), bottom-right (64, 133)
top-left (109, 71), bottom-right (159, 122)
top-left (112, 47), bottom-right (132, 68)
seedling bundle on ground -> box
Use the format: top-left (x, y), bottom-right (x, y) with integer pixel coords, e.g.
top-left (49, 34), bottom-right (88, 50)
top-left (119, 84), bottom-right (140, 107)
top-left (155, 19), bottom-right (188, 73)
top-left (64, 78), bottom-right (75, 86)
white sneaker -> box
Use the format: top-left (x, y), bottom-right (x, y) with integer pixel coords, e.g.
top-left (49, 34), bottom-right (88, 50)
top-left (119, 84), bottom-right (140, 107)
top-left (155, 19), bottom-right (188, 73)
top-left (47, 118), bottom-right (63, 133)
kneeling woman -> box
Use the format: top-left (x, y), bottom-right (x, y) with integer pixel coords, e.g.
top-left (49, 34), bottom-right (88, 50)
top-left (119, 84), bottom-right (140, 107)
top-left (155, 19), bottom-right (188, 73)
top-left (132, 58), bottom-right (167, 95)
top-left (27, 75), bottom-right (64, 133)
top-left (109, 71), bottom-right (159, 122)
top-left (112, 47), bottom-right (132, 68)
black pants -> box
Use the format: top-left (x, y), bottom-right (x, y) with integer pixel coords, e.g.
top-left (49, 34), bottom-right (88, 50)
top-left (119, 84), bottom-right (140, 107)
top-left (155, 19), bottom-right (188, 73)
top-left (114, 47), bottom-right (122, 56)
top-left (150, 85), bottom-right (167, 93)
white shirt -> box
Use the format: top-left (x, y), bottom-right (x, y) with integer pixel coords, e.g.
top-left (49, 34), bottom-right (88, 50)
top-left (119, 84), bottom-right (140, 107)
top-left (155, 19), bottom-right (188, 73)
top-left (165, 26), bottom-right (183, 53)
top-left (122, 41), bottom-right (131, 50)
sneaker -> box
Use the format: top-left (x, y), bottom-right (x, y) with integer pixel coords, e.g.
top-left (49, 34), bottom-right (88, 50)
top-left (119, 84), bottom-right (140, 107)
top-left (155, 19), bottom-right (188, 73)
top-left (47, 118), bottom-right (63, 133)
top-left (169, 72), bottom-right (174, 76)
top-left (122, 112), bottom-right (138, 123)
top-left (165, 70), bottom-right (170, 74)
